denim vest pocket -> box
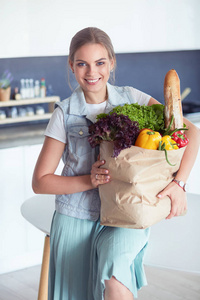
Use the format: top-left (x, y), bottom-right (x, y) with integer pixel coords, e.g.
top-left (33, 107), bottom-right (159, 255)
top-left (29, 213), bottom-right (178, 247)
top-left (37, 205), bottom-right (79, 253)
top-left (68, 124), bottom-right (92, 158)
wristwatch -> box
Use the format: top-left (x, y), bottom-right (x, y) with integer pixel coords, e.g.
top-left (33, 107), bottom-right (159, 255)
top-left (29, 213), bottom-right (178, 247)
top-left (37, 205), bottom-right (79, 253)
top-left (173, 179), bottom-right (187, 192)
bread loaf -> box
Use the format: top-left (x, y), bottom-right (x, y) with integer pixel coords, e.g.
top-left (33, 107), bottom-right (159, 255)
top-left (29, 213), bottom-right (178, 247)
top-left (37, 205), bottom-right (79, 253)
top-left (164, 69), bottom-right (183, 130)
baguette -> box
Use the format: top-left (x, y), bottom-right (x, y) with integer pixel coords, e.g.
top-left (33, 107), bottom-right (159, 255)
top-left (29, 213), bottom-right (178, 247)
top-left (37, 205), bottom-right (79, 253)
top-left (164, 69), bottom-right (183, 130)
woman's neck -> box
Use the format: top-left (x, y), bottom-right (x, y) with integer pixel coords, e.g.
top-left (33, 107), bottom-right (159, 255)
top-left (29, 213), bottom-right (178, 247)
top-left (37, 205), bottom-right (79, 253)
top-left (83, 87), bottom-right (108, 104)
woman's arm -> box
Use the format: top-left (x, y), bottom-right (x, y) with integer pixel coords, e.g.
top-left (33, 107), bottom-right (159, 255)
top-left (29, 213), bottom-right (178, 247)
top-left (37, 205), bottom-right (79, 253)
top-left (175, 117), bottom-right (200, 182)
top-left (148, 97), bottom-right (200, 181)
top-left (32, 136), bottom-right (93, 195)
top-left (32, 136), bottom-right (110, 195)
top-left (148, 97), bottom-right (200, 219)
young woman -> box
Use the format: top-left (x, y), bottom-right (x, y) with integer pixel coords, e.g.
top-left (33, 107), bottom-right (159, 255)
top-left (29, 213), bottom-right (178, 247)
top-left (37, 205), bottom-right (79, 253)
top-left (32, 27), bottom-right (200, 300)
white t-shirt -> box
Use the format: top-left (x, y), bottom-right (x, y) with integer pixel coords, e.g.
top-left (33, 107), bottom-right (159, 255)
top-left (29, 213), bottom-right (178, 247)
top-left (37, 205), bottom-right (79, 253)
top-left (86, 101), bottom-right (107, 119)
top-left (45, 86), bottom-right (151, 144)
top-left (45, 101), bottom-right (107, 144)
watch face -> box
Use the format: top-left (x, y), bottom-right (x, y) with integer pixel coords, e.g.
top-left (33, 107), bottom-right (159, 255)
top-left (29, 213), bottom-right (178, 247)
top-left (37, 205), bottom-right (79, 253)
top-left (179, 180), bottom-right (187, 192)
top-left (179, 181), bottom-right (185, 188)
top-left (174, 179), bottom-right (187, 192)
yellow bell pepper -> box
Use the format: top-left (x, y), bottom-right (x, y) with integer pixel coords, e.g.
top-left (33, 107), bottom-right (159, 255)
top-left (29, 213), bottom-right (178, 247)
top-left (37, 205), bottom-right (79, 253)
top-left (135, 129), bottom-right (162, 150)
top-left (160, 135), bottom-right (179, 150)
top-left (158, 135), bottom-right (179, 166)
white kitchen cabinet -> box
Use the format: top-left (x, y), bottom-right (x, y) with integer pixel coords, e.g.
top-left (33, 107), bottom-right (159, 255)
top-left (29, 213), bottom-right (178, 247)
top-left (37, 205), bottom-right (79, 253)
top-left (0, 145), bottom-right (44, 274)
top-left (0, 142), bottom-right (64, 274)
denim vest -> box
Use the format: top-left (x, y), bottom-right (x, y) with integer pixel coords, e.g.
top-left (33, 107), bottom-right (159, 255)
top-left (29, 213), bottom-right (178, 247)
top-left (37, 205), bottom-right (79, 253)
top-left (55, 83), bottom-right (147, 221)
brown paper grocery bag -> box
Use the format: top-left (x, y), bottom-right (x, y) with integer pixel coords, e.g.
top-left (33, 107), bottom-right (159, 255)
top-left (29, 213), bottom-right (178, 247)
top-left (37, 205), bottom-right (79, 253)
top-left (99, 141), bottom-right (186, 229)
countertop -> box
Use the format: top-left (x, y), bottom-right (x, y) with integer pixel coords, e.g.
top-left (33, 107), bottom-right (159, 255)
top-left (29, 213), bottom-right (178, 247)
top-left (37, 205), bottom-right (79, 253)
top-left (0, 123), bottom-right (46, 149)
top-left (0, 113), bottom-right (200, 150)
top-left (184, 112), bottom-right (200, 124)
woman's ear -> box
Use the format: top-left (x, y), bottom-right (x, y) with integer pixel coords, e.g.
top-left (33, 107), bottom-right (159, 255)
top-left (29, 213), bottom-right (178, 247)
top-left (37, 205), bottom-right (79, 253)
top-left (69, 60), bottom-right (74, 73)
top-left (110, 58), bottom-right (115, 72)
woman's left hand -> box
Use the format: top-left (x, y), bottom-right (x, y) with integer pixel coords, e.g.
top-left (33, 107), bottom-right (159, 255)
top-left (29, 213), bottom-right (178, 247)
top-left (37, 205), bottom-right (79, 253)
top-left (157, 181), bottom-right (187, 219)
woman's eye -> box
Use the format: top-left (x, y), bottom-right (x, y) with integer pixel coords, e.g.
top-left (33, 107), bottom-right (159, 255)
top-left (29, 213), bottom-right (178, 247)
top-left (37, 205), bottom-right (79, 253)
top-left (77, 63), bottom-right (86, 67)
top-left (97, 62), bottom-right (104, 66)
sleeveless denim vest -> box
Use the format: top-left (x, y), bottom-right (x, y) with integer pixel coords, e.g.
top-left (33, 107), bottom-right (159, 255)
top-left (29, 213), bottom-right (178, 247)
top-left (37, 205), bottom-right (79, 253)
top-left (55, 83), bottom-right (147, 221)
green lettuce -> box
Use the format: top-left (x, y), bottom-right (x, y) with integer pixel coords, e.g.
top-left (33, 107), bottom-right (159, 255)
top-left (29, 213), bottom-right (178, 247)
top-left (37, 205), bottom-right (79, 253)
top-left (97, 103), bottom-right (165, 131)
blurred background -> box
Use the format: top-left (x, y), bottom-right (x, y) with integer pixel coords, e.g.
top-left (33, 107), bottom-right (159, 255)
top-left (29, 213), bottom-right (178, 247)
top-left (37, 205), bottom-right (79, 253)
top-left (0, 0), bottom-right (200, 110)
top-left (0, 0), bottom-right (199, 279)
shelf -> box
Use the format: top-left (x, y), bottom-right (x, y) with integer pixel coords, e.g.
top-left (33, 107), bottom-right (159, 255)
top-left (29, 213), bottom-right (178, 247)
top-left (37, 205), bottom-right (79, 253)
top-left (0, 96), bottom-right (60, 126)
top-left (0, 113), bottom-right (52, 124)
top-left (0, 96), bottom-right (60, 107)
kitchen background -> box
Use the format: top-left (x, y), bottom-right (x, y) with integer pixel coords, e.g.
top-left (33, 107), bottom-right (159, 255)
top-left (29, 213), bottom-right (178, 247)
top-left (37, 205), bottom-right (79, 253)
top-left (0, 0), bottom-right (200, 275)
top-left (0, 50), bottom-right (200, 118)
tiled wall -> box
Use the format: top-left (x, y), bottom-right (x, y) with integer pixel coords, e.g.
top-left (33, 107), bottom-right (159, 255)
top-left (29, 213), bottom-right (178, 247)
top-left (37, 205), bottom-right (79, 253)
top-left (0, 50), bottom-right (199, 117)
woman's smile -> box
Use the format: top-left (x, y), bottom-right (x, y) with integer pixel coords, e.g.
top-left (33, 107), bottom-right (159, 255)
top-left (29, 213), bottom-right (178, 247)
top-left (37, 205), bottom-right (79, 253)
top-left (85, 78), bottom-right (101, 85)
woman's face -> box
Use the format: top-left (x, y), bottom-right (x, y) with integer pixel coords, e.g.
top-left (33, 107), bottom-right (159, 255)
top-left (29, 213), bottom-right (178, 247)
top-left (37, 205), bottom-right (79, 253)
top-left (70, 43), bottom-right (114, 103)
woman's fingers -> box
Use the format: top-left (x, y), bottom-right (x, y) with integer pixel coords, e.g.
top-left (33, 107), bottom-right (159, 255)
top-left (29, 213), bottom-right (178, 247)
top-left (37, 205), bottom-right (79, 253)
top-left (157, 181), bottom-right (187, 219)
top-left (166, 197), bottom-right (187, 219)
top-left (91, 160), bottom-right (109, 176)
top-left (91, 160), bottom-right (110, 187)
top-left (95, 173), bottom-right (110, 182)
top-left (92, 159), bottom-right (106, 169)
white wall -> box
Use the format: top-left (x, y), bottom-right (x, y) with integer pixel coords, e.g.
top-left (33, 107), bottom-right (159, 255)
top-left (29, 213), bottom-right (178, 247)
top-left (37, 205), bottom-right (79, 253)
top-left (0, 0), bottom-right (199, 59)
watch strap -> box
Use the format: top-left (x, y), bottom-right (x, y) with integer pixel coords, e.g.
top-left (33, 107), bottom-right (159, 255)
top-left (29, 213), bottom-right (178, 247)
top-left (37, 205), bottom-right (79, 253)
top-left (173, 179), bottom-right (187, 192)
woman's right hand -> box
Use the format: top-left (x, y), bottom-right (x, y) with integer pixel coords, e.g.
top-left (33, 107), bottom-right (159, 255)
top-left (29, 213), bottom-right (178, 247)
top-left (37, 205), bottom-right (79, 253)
top-left (90, 160), bottom-right (110, 188)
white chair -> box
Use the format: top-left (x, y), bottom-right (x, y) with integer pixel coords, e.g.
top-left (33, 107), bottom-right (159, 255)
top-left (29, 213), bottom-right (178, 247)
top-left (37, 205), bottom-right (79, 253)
top-left (21, 194), bottom-right (55, 300)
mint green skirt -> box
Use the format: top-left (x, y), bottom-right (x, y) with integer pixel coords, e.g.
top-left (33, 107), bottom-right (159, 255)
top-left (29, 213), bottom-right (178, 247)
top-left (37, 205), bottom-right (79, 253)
top-left (48, 212), bottom-right (150, 300)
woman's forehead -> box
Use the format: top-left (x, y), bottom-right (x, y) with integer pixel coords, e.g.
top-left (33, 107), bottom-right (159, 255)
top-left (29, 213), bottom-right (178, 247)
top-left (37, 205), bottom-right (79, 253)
top-left (74, 43), bottom-right (109, 61)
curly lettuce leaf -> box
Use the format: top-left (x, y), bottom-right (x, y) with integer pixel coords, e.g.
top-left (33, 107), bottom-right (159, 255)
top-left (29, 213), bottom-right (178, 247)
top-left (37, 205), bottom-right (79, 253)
top-left (98, 103), bottom-right (165, 131)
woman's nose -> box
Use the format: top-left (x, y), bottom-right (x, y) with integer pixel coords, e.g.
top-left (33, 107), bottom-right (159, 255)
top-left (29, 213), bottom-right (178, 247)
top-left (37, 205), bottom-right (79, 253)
top-left (87, 65), bottom-right (96, 75)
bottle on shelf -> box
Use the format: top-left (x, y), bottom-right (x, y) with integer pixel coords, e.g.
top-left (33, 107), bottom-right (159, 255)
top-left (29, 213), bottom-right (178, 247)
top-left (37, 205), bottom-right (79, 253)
top-left (0, 110), bottom-right (6, 120)
top-left (34, 80), bottom-right (40, 98)
top-left (25, 79), bottom-right (30, 98)
top-left (13, 87), bottom-right (21, 100)
top-left (40, 78), bottom-right (46, 98)
top-left (9, 107), bottom-right (18, 118)
top-left (26, 107), bottom-right (34, 116)
top-left (29, 79), bottom-right (35, 98)
top-left (36, 105), bottom-right (45, 115)
top-left (20, 79), bottom-right (26, 99)
top-left (18, 107), bottom-right (27, 117)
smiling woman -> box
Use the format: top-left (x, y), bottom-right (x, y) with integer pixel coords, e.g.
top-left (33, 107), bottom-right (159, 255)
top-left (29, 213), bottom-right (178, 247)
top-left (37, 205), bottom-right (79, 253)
top-left (31, 27), bottom-right (200, 300)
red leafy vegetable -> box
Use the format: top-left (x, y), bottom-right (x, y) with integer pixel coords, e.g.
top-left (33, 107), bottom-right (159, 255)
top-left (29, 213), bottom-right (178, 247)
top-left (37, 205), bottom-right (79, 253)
top-left (88, 113), bottom-right (140, 157)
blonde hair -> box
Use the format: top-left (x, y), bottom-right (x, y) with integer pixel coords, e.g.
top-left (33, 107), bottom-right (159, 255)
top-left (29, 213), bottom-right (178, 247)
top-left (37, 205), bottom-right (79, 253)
top-left (68, 27), bottom-right (116, 88)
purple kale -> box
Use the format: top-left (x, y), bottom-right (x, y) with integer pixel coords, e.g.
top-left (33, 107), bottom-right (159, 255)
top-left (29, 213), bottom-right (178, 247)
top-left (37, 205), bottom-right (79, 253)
top-left (88, 113), bottom-right (140, 157)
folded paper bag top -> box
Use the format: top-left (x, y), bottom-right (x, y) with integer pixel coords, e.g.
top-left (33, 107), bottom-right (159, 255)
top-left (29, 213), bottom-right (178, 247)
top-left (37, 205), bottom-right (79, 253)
top-left (99, 141), bottom-right (186, 229)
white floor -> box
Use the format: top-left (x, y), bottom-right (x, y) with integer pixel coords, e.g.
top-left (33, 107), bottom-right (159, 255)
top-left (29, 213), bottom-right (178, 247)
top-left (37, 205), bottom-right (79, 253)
top-left (0, 265), bottom-right (199, 300)
top-left (139, 266), bottom-right (200, 300)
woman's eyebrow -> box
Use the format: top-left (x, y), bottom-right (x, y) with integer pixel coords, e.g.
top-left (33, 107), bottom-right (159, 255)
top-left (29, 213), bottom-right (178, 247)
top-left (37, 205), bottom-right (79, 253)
top-left (96, 58), bottom-right (107, 62)
top-left (75, 58), bottom-right (107, 62)
top-left (75, 59), bottom-right (87, 62)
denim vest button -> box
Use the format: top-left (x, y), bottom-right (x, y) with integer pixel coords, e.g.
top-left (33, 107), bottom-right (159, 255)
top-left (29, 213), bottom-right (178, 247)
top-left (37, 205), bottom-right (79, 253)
top-left (79, 130), bottom-right (83, 135)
